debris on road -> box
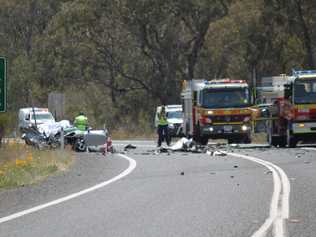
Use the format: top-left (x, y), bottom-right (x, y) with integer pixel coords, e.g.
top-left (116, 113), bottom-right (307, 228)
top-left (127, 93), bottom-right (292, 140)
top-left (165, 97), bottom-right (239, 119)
top-left (206, 150), bottom-right (227, 157)
top-left (295, 152), bottom-right (305, 158)
top-left (265, 171), bottom-right (273, 175)
top-left (158, 147), bottom-right (170, 153)
top-left (233, 165), bottom-right (238, 168)
top-left (124, 144), bottom-right (137, 151)
top-left (180, 171), bottom-right (184, 175)
top-left (288, 218), bottom-right (301, 224)
top-left (170, 137), bottom-right (197, 152)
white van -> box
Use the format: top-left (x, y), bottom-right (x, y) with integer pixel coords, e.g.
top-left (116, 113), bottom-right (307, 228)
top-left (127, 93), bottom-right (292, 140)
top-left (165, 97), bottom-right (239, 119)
top-left (155, 105), bottom-right (183, 137)
top-left (18, 108), bottom-right (55, 132)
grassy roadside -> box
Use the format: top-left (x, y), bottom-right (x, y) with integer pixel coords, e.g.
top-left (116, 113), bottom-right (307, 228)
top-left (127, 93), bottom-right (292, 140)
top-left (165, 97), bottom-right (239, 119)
top-left (0, 143), bottom-right (74, 189)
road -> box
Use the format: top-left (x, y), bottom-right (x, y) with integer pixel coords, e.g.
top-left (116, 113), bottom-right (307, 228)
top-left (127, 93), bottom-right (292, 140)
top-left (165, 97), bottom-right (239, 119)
top-left (0, 140), bottom-right (315, 237)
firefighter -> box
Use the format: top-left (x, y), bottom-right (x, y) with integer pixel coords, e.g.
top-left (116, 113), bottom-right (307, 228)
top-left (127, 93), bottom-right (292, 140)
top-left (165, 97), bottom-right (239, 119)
top-left (74, 112), bottom-right (88, 131)
top-left (157, 106), bottom-right (170, 147)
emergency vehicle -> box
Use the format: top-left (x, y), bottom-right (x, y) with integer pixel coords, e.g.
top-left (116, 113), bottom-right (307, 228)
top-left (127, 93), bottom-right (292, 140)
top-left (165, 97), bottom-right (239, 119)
top-left (18, 107), bottom-right (55, 133)
top-left (181, 79), bottom-right (255, 145)
top-left (266, 70), bottom-right (316, 147)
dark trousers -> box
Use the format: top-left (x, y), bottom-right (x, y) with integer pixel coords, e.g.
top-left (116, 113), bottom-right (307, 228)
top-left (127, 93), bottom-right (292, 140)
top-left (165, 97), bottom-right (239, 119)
top-left (157, 124), bottom-right (170, 147)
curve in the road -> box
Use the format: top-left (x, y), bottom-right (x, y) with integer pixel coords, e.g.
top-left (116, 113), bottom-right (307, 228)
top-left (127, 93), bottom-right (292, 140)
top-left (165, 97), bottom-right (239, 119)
top-left (226, 152), bottom-right (290, 237)
top-left (0, 154), bottom-right (136, 225)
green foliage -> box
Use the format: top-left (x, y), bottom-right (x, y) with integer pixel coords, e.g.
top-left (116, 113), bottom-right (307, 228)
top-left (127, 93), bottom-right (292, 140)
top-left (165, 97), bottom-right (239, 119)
top-left (1, 0), bottom-right (316, 134)
top-left (0, 112), bottom-right (16, 135)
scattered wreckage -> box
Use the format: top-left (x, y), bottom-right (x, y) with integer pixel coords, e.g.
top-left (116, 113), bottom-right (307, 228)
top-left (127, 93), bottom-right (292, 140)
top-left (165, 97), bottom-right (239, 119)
top-left (121, 137), bottom-right (271, 157)
top-left (21, 120), bottom-right (113, 154)
top-left (121, 137), bottom-right (229, 156)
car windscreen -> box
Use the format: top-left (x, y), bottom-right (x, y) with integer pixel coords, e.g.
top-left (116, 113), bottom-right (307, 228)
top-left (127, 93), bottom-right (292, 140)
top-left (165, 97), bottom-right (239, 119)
top-left (166, 111), bottom-right (183, 119)
top-left (201, 87), bottom-right (251, 109)
top-left (294, 79), bottom-right (316, 104)
top-left (31, 113), bottom-right (54, 120)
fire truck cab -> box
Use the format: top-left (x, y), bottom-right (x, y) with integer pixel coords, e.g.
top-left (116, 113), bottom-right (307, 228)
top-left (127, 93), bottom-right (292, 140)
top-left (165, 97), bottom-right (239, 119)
top-left (267, 70), bottom-right (316, 147)
top-left (182, 79), bottom-right (254, 145)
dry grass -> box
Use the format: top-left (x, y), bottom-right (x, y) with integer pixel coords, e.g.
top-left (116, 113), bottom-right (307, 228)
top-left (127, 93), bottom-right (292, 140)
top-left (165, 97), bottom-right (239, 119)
top-left (0, 143), bottom-right (74, 189)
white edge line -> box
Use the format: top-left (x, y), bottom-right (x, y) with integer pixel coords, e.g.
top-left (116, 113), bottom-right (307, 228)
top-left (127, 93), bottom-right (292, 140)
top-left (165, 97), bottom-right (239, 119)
top-left (225, 152), bottom-right (281, 237)
top-left (0, 153), bottom-right (136, 224)
top-left (225, 152), bottom-right (290, 237)
top-left (302, 147), bottom-right (316, 151)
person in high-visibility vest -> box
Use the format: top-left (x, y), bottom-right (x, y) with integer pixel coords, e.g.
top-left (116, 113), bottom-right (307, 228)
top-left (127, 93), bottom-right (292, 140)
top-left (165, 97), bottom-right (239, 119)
top-left (157, 106), bottom-right (170, 147)
top-left (74, 112), bottom-right (88, 131)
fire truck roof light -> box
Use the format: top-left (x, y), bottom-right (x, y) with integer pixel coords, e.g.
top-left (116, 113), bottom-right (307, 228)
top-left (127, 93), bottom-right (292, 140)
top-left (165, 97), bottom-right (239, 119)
top-left (204, 79), bottom-right (246, 84)
top-left (292, 69), bottom-right (316, 76)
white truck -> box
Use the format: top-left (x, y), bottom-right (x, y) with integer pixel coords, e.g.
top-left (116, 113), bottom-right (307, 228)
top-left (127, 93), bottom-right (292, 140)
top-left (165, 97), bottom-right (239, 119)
top-left (155, 105), bottom-right (183, 137)
top-left (18, 107), bottom-right (55, 133)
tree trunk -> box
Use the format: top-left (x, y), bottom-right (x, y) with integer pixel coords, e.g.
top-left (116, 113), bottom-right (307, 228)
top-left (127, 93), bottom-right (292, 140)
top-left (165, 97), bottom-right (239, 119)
top-left (296, 0), bottom-right (315, 68)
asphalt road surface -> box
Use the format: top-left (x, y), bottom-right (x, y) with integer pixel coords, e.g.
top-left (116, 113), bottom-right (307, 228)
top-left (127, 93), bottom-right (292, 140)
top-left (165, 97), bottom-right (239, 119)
top-left (0, 140), bottom-right (315, 237)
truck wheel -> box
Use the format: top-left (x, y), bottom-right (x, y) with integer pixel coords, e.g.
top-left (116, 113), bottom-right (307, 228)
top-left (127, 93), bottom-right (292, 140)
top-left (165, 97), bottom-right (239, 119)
top-left (286, 128), bottom-right (297, 148)
top-left (278, 137), bottom-right (287, 148)
top-left (269, 135), bottom-right (280, 147)
top-left (243, 134), bottom-right (252, 144)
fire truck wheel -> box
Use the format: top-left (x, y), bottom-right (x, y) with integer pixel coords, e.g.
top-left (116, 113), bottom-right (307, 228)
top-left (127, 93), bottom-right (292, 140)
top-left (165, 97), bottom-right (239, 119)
top-left (269, 135), bottom-right (284, 147)
top-left (286, 128), bottom-right (297, 148)
top-left (243, 134), bottom-right (252, 144)
top-left (278, 137), bottom-right (287, 148)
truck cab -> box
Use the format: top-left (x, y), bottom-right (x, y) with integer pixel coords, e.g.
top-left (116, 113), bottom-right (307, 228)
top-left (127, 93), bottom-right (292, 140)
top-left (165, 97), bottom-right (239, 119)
top-left (286, 71), bottom-right (316, 146)
top-left (182, 79), bottom-right (255, 145)
top-left (18, 108), bottom-right (55, 133)
top-left (265, 70), bottom-right (316, 147)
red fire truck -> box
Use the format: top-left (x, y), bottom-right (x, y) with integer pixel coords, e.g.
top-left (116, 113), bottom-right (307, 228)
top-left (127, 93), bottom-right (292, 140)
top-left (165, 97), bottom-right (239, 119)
top-left (181, 79), bottom-right (256, 145)
top-left (266, 70), bottom-right (316, 147)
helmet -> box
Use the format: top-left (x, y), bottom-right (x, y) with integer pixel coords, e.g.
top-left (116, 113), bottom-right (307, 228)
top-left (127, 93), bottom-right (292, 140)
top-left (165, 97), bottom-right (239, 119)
top-left (79, 111), bottom-right (84, 116)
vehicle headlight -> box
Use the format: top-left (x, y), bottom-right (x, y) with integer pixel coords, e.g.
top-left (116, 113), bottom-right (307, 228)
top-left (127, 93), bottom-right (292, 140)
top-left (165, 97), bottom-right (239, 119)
top-left (241, 125), bottom-right (249, 131)
top-left (207, 111), bottom-right (214, 115)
